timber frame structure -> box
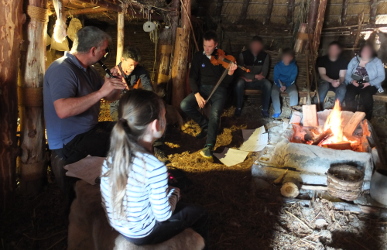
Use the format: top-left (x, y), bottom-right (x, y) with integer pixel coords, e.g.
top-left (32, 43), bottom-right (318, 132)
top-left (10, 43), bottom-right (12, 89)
top-left (1, 0), bottom-right (387, 212)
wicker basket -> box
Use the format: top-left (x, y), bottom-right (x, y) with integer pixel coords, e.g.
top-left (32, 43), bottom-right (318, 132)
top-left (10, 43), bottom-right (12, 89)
top-left (327, 165), bottom-right (364, 201)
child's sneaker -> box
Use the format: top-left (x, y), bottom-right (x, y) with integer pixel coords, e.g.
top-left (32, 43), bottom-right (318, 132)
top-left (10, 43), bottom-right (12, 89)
top-left (272, 113), bottom-right (281, 118)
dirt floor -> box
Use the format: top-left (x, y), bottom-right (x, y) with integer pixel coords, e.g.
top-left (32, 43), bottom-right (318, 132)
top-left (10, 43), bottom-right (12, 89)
top-left (2, 95), bottom-right (387, 250)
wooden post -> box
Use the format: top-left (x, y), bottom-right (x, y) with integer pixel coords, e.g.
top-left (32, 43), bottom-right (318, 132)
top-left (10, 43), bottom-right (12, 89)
top-left (307, 0), bottom-right (319, 50)
top-left (341, 0), bottom-right (348, 26)
top-left (0, 0), bottom-right (24, 211)
top-left (155, 27), bottom-right (173, 89)
top-left (19, 0), bottom-right (48, 195)
top-left (265, 0), bottom-right (275, 24)
top-left (171, 27), bottom-right (190, 108)
top-left (239, 0), bottom-right (251, 24)
top-left (214, 0), bottom-right (224, 23)
top-left (116, 5), bottom-right (125, 65)
top-left (287, 0), bottom-right (295, 26)
top-left (370, 0), bottom-right (378, 26)
top-left (312, 0), bottom-right (328, 54)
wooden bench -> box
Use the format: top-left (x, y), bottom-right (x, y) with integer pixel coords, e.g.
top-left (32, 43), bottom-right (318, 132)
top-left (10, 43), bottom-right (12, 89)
top-left (68, 180), bottom-right (205, 250)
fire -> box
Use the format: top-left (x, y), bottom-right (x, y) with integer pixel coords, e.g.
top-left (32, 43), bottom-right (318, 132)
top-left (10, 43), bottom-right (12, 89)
top-left (323, 100), bottom-right (344, 143)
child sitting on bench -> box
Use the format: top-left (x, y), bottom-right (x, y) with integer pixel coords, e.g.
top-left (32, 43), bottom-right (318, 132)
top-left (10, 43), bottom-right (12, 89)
top-left (271, 48), bottom-right (299, 118)
top-left (100, 89), bottom-right (208, 247)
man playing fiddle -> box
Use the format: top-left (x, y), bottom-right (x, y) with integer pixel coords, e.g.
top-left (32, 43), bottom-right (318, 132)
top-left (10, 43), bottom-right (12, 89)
top-left (180, 31), bottom-right (237, 161)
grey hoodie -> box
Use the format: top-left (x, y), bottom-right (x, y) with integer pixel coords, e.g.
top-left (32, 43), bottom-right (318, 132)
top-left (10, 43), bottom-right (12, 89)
top-left (345, 56), bottom-right (385, 92)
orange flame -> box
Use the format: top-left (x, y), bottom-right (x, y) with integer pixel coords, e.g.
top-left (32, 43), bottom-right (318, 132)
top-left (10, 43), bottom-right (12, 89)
top-left (323, 100), bottom-right (344, 143)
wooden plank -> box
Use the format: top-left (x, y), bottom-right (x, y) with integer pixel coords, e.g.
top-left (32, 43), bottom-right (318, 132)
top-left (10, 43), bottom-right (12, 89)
top-left (343, 111), bottom-right (366, 138)
top-left (302, 104), bottom-right (318, 127)
top-left (0, 0), bottom-right (23, 211)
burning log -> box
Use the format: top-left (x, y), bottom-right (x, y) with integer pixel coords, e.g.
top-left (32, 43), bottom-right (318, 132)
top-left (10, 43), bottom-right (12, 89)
top-left (343, 111), bottom-right (366, 138)
top-left (322, 142), bottom-right (352, 150)
top-left (312, 128), bottom-right (332, 145)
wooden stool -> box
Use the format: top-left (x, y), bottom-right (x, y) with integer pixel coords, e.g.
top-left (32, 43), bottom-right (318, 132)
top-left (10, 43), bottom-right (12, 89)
top-left (68, 180), bottom-right (205, 250)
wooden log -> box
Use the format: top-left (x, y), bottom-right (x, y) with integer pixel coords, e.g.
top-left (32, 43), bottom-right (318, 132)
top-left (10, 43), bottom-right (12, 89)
top-left (307, 0), bottom-right (319, 41)
top-left (19, 0), bottom-right (48, 195)
top-left (65, 7), bottom-right (107, 16)
top-left (265, 0), bottom-right (274, 24)
top-left (63, 0), bottom-right (122, 12)
top-left (0, 0), bottom-right (24, 211)
top-left (281, 176), bottom-right (301, 198)
top-left (238, 0), bottom-right (251, 24)
top-left (340, 0), bottom-right (348, 26)
top-left (370, 0), bottom-right (378, 25)
top-left (155, 28), bottom-right (173, 89)
top-left (343, 111), bottom-right (366, 138)
top-left (353, 12), bottom-right (365, 50)
top-left (294, 23), bottom-right (308, 53)
top-left (171, 27), bottom-right (190, 109)
top-left (286, 0), bottom-right (295, 25)
top-left (302, 104), bottom-right (318, 127)
top-left (311, 0), bottom-right (328, 54)
top-left (116, 6), bottom-right (125, 65)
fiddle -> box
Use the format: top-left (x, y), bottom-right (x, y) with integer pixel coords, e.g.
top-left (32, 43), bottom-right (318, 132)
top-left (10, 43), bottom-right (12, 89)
top-left (210, 49), bottom-right (250, 72)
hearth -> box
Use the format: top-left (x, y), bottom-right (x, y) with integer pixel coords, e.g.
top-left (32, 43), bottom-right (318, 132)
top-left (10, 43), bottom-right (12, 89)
top-left (252, 103), bottom-right (383, 191)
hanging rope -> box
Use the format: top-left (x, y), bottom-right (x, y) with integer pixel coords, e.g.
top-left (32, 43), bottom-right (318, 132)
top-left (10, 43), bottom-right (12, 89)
top-left (27, 5), bottom-right (49, 23)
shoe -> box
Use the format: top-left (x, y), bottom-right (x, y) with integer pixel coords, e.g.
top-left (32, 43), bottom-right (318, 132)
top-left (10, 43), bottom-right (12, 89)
top-left (196, 127), bottom-right (208, 139)
top-left (200, 144), bottom-right (214, 161)
top-left (261, 110), bottom-right (269, 118)
top-left (272, 113), bottom-right (281, 118)
top-left (234, 108), bottom-right (242, 117)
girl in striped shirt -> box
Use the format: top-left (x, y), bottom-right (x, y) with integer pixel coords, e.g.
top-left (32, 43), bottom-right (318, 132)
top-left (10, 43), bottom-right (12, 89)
top-left (100, 89), bottom-right (208, 246)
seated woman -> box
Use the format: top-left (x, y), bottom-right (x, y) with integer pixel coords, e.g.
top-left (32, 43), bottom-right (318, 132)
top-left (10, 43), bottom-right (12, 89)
top-left (100, 90), bottom-right (208, 246)
top-left (344, 43), bottom-right (385, 120)
top-left (271, 48), bottom-right (299, 118)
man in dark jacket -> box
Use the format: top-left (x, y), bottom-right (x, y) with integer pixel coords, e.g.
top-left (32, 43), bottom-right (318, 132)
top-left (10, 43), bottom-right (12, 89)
top-left (180, 31), bottom-right (237, 161)
top-left (234, 36), bottom-right (272, 117)
top-left (110, 48), bottom-right (153, 120)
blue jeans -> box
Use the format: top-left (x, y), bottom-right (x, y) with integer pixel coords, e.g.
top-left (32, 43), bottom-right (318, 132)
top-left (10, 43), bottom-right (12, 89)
top-left (180, 85), bottom-right (227, 146)
top-left (318, 80), bottom-right (346, 105)
top-left (234, 78), bottom-right (272, 111)
top-left (271, 84), bottom-right (298, 114)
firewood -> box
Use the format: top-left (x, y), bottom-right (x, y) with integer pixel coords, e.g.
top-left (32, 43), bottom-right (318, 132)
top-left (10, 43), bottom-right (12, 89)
top-left (312, 128), bottom-right (332, 145)
top-left (302, 105), bottom-right (318, 127)
top-left (281, 176), bottom-right (301, 198)
top-left (281, 182), bottom-right (299, 198)
top-left (343, 111), bottom-right (366, 138)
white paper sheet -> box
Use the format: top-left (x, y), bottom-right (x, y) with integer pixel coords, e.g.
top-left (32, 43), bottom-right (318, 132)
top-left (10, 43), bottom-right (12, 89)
top-left (239, 126), bottom-right (268, 152)
top-left (213, 148), bottom-right (249, 167)
top-left (64, 156), bottom-right (105, 185)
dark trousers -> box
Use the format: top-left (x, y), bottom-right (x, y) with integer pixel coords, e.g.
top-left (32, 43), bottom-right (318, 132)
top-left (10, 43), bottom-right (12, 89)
top-left (61, 121), bottom-right (115, 164)
top-left (235, 78), bottom-right (272, 111)
top-left (125, 203), bottom-right (208, 247)
top-left (318, 80), bottom-right (347, 106)
top-left (180, 85), bottom-right (227, 146)
top-left (345, 84), bottom-right (377, 120)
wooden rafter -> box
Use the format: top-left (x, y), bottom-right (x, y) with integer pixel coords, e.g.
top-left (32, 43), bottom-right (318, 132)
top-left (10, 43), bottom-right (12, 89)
top-left (265, 0), bottom-right (274, 24)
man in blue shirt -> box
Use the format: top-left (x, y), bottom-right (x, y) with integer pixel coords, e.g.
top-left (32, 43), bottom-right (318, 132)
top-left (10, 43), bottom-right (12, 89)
top-left (43, 26), bottom-right (126, 167)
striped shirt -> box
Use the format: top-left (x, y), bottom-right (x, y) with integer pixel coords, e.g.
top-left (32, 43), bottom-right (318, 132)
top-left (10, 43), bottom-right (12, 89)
top-left (100, 152), bottom-right (179, 238)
